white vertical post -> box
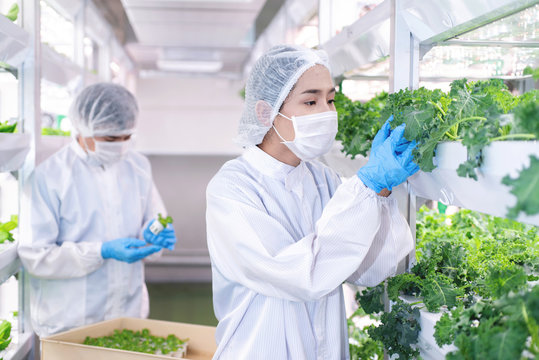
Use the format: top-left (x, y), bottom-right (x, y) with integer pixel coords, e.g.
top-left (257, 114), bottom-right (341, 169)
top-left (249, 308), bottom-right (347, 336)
top-left (389, 0), bottom-right (419, 93)
top-left (74, 0), bottom-right (87, 87)
top-left (100, 36), bottom-right (112, 82)
top-left (318, 0), bottom-right (333, 45)
top-left (389, 0), bottom-right (420, 272)
top-left (19, 0), bottom-right (41, 350)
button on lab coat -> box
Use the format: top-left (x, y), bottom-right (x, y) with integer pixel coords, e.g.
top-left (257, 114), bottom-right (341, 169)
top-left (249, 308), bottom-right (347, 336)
top-left (18, 141), bottom-right (165, 337)
top-left (206, 146), bottom-right (413, 359)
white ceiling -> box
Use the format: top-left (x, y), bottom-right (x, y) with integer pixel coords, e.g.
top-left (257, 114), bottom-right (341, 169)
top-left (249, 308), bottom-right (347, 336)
top-left (121, 0), bottom-right (270, 76)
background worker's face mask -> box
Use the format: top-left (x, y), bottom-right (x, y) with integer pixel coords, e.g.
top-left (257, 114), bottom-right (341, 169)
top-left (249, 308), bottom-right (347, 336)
top-left (273, 110), bottom-right (338, 161)
top-left (87, 139), bottom-right (131, 166)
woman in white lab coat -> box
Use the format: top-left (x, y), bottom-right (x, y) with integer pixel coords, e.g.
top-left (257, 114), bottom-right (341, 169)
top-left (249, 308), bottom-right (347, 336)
top-left (206, 45), bottom-right (419, 359)
top-left (18, 83), bottom-right (177, 337)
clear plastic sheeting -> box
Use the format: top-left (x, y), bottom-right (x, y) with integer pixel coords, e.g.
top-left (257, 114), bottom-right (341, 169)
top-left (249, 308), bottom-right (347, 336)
top-left (40, 0), bottom-right (75, 60)
top-left (458, 3), bottom-right (539, 42)
top-left (420, 46), bottom-right (539, 79)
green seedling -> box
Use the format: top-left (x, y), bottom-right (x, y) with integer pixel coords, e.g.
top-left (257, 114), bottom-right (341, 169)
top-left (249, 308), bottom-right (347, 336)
top-left (83, 328), bottom-right (187, 355)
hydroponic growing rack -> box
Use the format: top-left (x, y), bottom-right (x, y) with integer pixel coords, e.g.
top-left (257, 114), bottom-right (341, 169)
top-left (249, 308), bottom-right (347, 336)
top-left (320, 0), bottom-right (539, 358)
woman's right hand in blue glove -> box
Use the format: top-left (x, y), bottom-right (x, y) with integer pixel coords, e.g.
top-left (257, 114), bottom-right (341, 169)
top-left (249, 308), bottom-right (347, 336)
top-left (143, 220), bottom-right (177, 251)
top-left (101, 238), bottom-right (161, 263)
top-left (357, 116), bottom-right (420, 193)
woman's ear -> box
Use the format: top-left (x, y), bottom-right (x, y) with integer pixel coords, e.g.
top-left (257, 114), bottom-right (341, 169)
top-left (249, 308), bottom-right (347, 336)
top-left (255, 100), bottom-right (273, 127)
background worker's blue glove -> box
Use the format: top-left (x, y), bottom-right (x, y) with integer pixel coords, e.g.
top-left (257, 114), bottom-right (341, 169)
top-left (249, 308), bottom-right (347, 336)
top-left (357, 116), bottom-right (420, 193)
top-left (101, 238), bottom-right (161, 263)
top-left (143, 220), bottom-right (177, 251)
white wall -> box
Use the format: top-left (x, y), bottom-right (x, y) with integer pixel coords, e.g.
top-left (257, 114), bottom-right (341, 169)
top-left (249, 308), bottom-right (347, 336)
top-left (134, 74), bottom-right (245, 282)
top-left (134, 75), bottom-right (245, 155)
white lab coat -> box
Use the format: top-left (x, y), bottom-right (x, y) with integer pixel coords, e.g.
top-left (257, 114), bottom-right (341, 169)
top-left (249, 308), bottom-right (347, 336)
top-left (18, 141), bottom-right (165, 337)
top-left (206, 146), bottom-right (413, 360)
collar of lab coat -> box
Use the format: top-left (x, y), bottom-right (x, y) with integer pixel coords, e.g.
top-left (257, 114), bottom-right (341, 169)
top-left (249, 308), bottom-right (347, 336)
top-left (70, 138), bottom-right (88, 159)
top-left (243, 146), bottom-right (307, 198)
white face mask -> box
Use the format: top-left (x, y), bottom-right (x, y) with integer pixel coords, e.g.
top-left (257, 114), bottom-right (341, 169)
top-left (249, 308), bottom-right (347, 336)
top-left (87, 139), bottom-right (131, 166)
top-left (273, 110), bottom-right (338, 161)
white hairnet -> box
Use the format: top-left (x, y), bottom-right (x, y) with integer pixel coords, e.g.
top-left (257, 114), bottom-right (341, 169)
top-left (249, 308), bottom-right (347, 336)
top-left (236, 44), bottom-right (331, 147)
top-left (69, 83), bottom-right (138, 137)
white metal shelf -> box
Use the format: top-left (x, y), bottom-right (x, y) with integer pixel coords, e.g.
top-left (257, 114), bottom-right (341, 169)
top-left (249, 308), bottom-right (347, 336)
top-left (0, 133), bottom-right (31, 172)
top-left (0, 242), bottom-right (20, 285)
top-left (0, 15), bottom-right (30, 67)
top-left (0, 332), bottom-right (34, 360)
top-left (41, 43), bottom-right (82, 86)
top-left (324, 141), bottom-right (539, 226)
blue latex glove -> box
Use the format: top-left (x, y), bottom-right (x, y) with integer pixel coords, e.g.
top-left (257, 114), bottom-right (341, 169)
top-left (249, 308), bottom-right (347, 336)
top-left (143, 220), bottom-right (177, 251)
top-left (101, 238), bottom-right (161, 263)
top-left (357, 116), bottom-right (420, 192)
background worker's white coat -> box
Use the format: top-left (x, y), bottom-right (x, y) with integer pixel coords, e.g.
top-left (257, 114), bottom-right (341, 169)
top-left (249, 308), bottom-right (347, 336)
top-left (206, 145), bottom-right (414, 360)
top-left (18, 141), bottom-right (165, 337)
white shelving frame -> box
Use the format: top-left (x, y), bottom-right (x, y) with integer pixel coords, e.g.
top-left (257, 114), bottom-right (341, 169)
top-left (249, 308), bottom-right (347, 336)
top-left (0, 0), bottom-right (136, 358)
top-left (320, 0), bottom-right (539, 358)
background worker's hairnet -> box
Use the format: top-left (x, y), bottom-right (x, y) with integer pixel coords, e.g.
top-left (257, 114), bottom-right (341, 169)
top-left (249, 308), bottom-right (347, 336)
top-left (236, 44), bottom-right (331, 147)
top-left (69, 83), bottom-right (139, 137)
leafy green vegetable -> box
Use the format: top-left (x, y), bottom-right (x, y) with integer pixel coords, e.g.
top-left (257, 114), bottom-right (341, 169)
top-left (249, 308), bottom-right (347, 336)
top-left (41, 127), bottom-right (71, 136)
top-left (83, 328), bottom-right (187, 355)
top-left (0, 121), bottom-right (16, 133)
top-left (0, 215), bottom-right (18, 244)
top-left (483, 264), bottom-right (528, 299)
top-left (157, 213), bottom-right (173, 228)
top-left (512, 93), bottom-right (539, 138)
top-left (357, 207), bottom-right (539, 357)
top-left (435, 286), bottom-right (539, 359)
top-left (0, 320), bottom-right (12, 351)
top-left (523, 65), bottom-right (539, 80)
top-left (502, 155), bottom-right (539, 219)
top-left (5, 3), bottom-right (18, 22)
top-left (348, 307), bottom-right (384, 360)
top-left (335, 91), bottom-right (387, 158)
top-left (356, 284), bottom-right (384, 314)
top-left (336, 79), bottom-right (538, 215)
top-left (367, 300), bottom-right (420, 360)
top-left (421, 274), bottom-right (462, 312)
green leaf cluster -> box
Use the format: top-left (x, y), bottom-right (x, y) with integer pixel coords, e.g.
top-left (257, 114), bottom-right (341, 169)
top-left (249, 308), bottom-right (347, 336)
top-left (41, 127), bottom-right (71, 136)
top-left (502, 155), bottom-right (539, 219)
top-left (355, 207), bottom-right (539, 358)
top-left (83, 328), bottom-right (187, 355)
top-left (0, 320), bottom-right (12, 351)
top-left (157, 213), bottom-right (173, 227)
top-left (0, 215), bottom-right (18, 244)
top-left (348, 307), bottom-right (384, 360)
top-left (336, 78), bottom-right (537, 179)
top-left (367, 301), bottom-right (420, 360)
top-left (334, 91), bottom-right (387, 158)
top-left (0, 121), bottom-right (16, 133)
top-left (523, 65), bottom-right (539, 80)
top-left (4, 3), bottom-right (18, 22)
top-left (434, 286), bottom-right (539, 359)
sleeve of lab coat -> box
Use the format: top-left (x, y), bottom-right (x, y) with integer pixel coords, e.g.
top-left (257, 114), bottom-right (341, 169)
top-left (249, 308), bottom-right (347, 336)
top-left (206, 175), bottom-right (412, 302)
top-left (17, 172), bottom-right (104, 279)
top-left (345, 193), bottom-right (414, 286)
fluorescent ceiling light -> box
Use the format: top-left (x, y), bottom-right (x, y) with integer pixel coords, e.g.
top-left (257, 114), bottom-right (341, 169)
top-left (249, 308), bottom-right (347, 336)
top-left (157, 60), bottom-right (223, 73)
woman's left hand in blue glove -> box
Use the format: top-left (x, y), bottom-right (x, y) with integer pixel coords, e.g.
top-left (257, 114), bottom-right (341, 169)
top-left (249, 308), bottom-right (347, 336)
top-left (143, 220), bottom-right (177, 250)
top-left (357, 117), bottom-right (420, 192)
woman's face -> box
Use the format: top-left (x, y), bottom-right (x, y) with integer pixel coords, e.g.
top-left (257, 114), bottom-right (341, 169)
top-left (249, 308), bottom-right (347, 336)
top-left (273, 64), bottom-right (336, 141)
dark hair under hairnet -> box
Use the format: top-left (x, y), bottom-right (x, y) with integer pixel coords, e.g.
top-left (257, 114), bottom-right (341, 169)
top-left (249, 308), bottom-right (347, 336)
top-left (236, 44), bottom-right (330, 147)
